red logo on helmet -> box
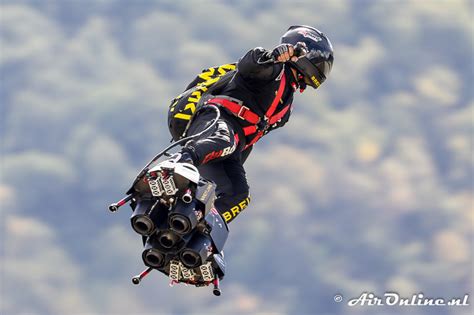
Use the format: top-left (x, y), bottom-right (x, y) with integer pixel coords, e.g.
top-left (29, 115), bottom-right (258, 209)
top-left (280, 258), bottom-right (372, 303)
top-left (297, 30), bottom-right (322, 43)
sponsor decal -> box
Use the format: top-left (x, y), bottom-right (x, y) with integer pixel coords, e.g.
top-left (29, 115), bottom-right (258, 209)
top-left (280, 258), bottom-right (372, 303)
top-left (199, 263), bottom-right (214, 282)
top-left (222, 196), bottom-right (251, 222)
top-left (199, 183), bottom-right (213, 202)
top-left (202, 134), bottom-right (238, 164)
top-left (148, 178), bottom-right (163, 197)
top-left (297, 29), bottom-right (322, 43)
top-left (181, 265), bottom-right (195, 281)
top-left (161, 176), bottom-right (178, 196)
top-left (169, 260), bottom-right (181, 282)
top-left (311, 76), bottom-right (321, 87)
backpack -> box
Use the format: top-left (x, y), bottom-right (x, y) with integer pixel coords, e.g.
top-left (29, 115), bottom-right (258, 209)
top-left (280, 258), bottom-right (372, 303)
top-left (168, 63), bottom-right (237, 141)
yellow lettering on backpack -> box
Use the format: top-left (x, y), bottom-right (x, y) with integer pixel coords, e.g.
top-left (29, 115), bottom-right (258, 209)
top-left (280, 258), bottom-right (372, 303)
top-left (192, 90), bottom-right (202, 97)
top-left (200, 78), bottom-right (218, 87)
top-left (188, 90), bottom-right (202, 103)
top-left (217, 64), bottom-right (236, 75)
top-left (174, 113), bottom-right (192, 120)
top-left (184, 103), bottom-right (196, 113)
top-left (217, 67), bottom-right (227, 75)
top-left (198, 67), bottom-right (216, 81)
top-left (221, 64), bottom-right (236, 70)
top-left (169, 63), bottom-right (237, 136)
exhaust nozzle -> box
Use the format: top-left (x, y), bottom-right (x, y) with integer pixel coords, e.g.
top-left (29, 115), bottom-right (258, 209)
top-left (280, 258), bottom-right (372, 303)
top-left (158, 231), bottom-right (180, 249)
top-left (142, 248), bottom-right (165, 268)
top-left (179, 232), bottom-right (213, 268)
top-left (169, 200), bottom-right (199, 235)
top-left (132, 215), bottom-right (155, 236)
top-left (169, 215), bottom-right (192, 235)
top-left (180, 250), bottom-right (202, 268)
top-left (131, 199), bottom-right (167, 236)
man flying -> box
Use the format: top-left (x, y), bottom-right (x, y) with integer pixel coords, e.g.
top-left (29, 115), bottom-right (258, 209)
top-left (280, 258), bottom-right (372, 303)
top-left (167, 25), bottom-right (334, 224)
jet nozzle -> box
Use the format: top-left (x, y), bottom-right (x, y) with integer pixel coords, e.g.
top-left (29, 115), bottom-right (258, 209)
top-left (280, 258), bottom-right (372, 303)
top-left (158, 230), bottom-right (180, 249)
top-left (131, 199), bottom-right (167, 236)
top-left (169, 200), bottom-right (199, 235)
top-left (142, 248), bottom-right (165, 268)
top-left (132, 215), bottom-right (155, 235)
top-left (179, 233), bottom-right (213, 268)
top-left (169, 215), bottom-right (191, 235)
top-left (180, 250), bottom-right (201, 268)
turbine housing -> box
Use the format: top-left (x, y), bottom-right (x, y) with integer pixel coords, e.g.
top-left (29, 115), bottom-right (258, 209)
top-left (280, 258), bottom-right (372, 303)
top-left (168, 200), bottom-right (200, 235)
top-left (142, 238), bottom-right (166, 268)
top-left (179, 208), bottom-right (229, 269)
top-left (130, 199), bottom-right (166, 236)
top-left (180, 232), bottom-right (214, 268)
top-left (157, 230), bottom-right (182, 250)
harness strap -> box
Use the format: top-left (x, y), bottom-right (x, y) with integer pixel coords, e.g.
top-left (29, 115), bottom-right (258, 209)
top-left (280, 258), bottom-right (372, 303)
top-left (244, 131), bottom-right (264, 149)
top-left (241, 104), bottom-right (290, 136)
top-left (268, 105), bottom-right (291, 125)
top-left (206, 97), bottom-right (260, 124)
top-left (207, 69), bottom-right (289, 150)
top-left (265, 70), bottom-right (287, 118)
top-left (242, 125), bottom-right (257, 136)
top-left (241, 104), bottom-right (291, 149)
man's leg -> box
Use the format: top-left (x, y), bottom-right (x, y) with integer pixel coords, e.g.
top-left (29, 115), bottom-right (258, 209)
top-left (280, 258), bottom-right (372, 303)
top-left (178, 108), bottom-right (251, 223)
top-left (198, 154), bottom-right (250, 224)
top-left (181, 109), bottom-right (239, 166)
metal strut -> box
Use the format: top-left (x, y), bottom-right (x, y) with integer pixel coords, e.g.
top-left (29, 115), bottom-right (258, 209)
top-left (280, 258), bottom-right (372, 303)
top-left (212, 277), bottom-right (221, 296)
top-left (108, 195), bottom-right (133, 212)
top-left (132, 267), bottom-right (153, 285)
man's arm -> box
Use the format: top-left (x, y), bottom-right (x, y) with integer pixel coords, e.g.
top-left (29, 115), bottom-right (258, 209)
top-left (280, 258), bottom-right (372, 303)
top-left (237, 47), bottom-right (278, 81)
top-left (237, 44), bottom-right (296, 81)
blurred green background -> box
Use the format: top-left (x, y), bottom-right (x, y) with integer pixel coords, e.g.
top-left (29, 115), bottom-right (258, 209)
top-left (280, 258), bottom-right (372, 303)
top-left (0, 1), bottom-right (472, 314)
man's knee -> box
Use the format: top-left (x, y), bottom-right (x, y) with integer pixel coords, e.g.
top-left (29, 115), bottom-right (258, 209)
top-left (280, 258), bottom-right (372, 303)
top-left (220, 193), bottom-right (251, 224)
top-left (183, 120), bottom-right (237, 165)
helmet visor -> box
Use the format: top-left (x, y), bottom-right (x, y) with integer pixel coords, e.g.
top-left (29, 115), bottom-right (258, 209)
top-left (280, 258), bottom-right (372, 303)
top-left (293, 57), bottom-right (328, 89)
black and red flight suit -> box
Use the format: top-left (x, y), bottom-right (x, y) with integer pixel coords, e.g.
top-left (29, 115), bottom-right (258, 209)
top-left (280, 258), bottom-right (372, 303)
top-left (181, 47), bottom-right (296, 223)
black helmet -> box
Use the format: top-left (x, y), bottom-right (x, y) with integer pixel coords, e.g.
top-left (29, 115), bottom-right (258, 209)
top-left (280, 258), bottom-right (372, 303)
top-left (281, 25), bottom-right (334, 89)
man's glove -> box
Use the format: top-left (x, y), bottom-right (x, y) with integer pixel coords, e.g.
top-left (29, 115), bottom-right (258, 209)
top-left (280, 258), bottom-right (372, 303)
top-left (271, 44), bottom-right (295, 63)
